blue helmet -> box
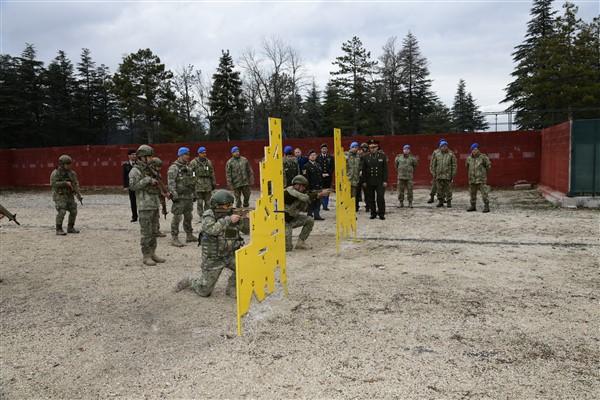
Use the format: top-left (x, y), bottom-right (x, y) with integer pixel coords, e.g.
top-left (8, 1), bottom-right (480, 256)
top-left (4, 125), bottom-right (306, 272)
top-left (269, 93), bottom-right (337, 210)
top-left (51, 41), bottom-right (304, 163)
top-left (178, 147), bottom-right (190, 157)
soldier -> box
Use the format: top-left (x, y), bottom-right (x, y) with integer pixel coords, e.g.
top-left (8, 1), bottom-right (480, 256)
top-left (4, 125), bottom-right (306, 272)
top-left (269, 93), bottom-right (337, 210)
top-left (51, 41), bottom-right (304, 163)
top-left (430, 140), bottom-right (457, 208)
top-left (168, 147), bottom-right (196, 247)
top-left (466, 143), bottom-right (492, 213)
top-left (316, 143), bottom-right (334, 210)
top-left (284, 175), bottom-right (329, 251)
top-left (294, 148), bottom-right (309, 170)
top-left (50, 155), bottom-right (83, 235)
top-left (346, 142), bottom-right (362, 211)
top-left (175, 190), bottom-right (249, 298)
top-left (301, 149), bottom-right (324, 220)
top-left (394, 144), bottom-right (418, 208)
top-left (150, 157), bottom-right (168, 238)
top-left (189, 146), bottom-right (217, 219)
top-left (427, 138), bottom-right (446, 204)
top-left (128, 145), bottom-right (167, 266)
top-left (358, 143), bottom-right (369, 211)
top-left (362, 139), bottom-right (388, 220)
top-left (122, 149), bottom-right (138, 222)
top-left (226, 146), bottom-right (254, 208)
top-left (283, 146), bottom-right (300, 187)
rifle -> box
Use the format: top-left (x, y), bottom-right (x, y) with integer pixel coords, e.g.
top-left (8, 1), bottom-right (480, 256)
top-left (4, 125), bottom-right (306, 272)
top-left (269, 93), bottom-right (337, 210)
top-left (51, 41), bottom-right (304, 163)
top-left (0, 204), bottom-right (20, 225)
top-left (142, 163), bottom-right (171, 219)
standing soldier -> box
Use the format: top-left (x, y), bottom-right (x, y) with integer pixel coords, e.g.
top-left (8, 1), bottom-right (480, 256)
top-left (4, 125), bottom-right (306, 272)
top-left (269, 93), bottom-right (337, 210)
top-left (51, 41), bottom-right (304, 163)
top-left (175, 190), bottom-right (249, 299)
top-left (128, 145), bottom-right (167, 266)
top-left (395, 144), bottom-right (418, 208)
top-left (346, 142), bottom-right (362, 212)
top-left (50, 155), bottom-right (83, 235)
top-left (427, 138), bottom-right (446, 204)
top-left (226, 146), bottom-right (254, 208)
top-left (466, 143), bottom-right (492, 213)
top-left (358, 143), bottom-right (369, 211)
top-left (316, 143), bottom-right (334, 210)
top-left (189, 146), bottom-right (216, 219)
top-left (123, 149), bottom-right (138, 222)
top-left (283, 146), bottom-right (300, 187)
top-left (150, 157), bottom-right (168, 238)
top-left (168, 147), bottom-right (196, 247)
top-left (430, 140), bottom-right (457, 208)
top-left (362, 139), bottom-right (388, 220)
top-left (302, 149), bottom-right (324, 220)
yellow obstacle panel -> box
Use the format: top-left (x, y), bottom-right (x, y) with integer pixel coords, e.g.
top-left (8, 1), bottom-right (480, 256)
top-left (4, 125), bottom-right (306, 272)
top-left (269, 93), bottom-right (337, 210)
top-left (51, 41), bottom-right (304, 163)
top-left (235, 117), bottom-right (287, 335)
top-left (334, 128), bottom-right (357, 254)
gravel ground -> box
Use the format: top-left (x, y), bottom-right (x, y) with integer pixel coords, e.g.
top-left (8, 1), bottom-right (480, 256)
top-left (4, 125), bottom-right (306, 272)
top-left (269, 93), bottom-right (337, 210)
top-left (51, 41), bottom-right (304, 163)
top-left (0, 187), bottom-right (598, 399)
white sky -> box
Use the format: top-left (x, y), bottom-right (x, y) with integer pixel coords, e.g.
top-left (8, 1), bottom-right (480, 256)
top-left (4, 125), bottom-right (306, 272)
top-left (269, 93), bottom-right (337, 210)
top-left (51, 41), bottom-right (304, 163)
top-left (2, 0), bottom-right (599, 130)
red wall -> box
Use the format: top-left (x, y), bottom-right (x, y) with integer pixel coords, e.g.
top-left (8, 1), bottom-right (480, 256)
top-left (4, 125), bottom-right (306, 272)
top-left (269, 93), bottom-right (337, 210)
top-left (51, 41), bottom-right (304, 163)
top-left (540, 122), bottom-right (570, 193)
top-left (0, 131), bottom-right (542, 189)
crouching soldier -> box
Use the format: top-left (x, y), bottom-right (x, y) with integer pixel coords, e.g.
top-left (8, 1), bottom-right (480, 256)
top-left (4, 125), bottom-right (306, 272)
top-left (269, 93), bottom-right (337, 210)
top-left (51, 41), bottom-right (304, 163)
top-left (175, 190), bottom-right (249, 298)
top-left (284, 175), bottom-right (329, 251)
top-left (50, 155), bottom-right (82, 235)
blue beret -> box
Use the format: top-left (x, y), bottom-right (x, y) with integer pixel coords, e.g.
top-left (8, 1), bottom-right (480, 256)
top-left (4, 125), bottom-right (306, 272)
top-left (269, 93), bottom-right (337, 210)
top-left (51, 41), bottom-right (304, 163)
top-left (198, 146), bottom-right (206, 153)
top-left (231, 146), bottom-right (239, 153)
top-left (178, 147), bottom-right (190, 157)
top-left (350, 142), bottom-right (358, 149)
top-left (284, 146), bottom-right (293, 153)
top-left (470, 143), bottom-right (479, 151)
top-left (439, 141), bottom-right (448, 147)
top-left (439, 138), bottom-right (446, 144)
top-left (403, 145), bottom-right (411, 149)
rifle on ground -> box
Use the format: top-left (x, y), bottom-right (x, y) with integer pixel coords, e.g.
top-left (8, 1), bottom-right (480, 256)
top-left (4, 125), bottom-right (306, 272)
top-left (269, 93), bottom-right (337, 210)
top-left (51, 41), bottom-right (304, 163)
top-left (0, 204), bottom-right (20, 225)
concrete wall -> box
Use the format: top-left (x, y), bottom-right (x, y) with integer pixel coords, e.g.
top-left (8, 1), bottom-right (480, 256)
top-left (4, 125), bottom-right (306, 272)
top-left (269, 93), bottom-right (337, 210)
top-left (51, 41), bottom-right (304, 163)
top-left (540, 122), bottom-right (571, 194)
top-left (0, 130), bottom-right (541, 189)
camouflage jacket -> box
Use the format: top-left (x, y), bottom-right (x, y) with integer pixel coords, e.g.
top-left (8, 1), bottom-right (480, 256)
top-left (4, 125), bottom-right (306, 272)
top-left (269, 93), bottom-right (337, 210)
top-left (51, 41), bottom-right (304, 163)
top-left (283, 186), bottom-right (311, 222)
top-left (189, 156), bottom-right (216, 192)
top-left (129, 162), bottom-right (160, 211)
top-left (201, 208), bottom-right (249, 262)
top-left (226, 156), bottom-right (254, 188)
top-left (394, 154), bottom-right (418, 180)
top-left (346, 151), bottom-right (362, 186)
top-left (283, 158), bottom-right (300, 187)
top-left (430, 149), bottom-right (457, 180)
top-left (50, 168), bottom-right (80, 201)
top-left (466, 153), bottom-right (491, 184)
top-left (168, 159), bottom-right (195, 200)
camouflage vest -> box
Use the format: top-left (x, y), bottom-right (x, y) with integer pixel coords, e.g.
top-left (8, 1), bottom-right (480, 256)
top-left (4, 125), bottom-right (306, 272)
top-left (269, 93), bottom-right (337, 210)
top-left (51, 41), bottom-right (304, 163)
top-left (172, 161), bottom-right (195, 196)
top-left (201, 209), bottom-right (244, 258)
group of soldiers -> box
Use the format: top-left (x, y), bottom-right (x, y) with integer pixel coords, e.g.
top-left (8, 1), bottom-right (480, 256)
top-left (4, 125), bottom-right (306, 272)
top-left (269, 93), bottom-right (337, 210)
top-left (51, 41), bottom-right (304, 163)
top-left (48, 139), bottom-right (491, 299)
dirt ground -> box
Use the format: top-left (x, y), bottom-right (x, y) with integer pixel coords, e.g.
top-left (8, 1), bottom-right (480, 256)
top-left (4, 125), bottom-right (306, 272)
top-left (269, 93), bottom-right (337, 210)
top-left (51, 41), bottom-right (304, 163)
top-left (0, 187), bottom-right (598, 399)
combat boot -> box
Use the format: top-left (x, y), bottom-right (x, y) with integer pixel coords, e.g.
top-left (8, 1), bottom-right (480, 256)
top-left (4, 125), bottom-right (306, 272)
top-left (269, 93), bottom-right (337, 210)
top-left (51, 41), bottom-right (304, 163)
top-left (436, 200), bottom-right (444, 208)
top-left (399, 201), bottom-right (404, 208)
top-left (155, 230), bottom-right (166, 237)
top-left (482, 203), bottom-right (490, 213)
top-left (171, 235), bottom-right (184, 247)
top-left (56, 225), bottom-right (67, 236)
top-left (143, 253), bottom-right (156, 266)
top-left (67, 224), bottom-right (80, 234)
top-left (467, 202), bottom-right (477, 212)
top-left (295, 239), bottom-right (310, 250)
top-left (427, 194), bottom-right (435, 204)
top-left (151, 251), bottom-right (166, 263)
top-left (446, 200), bottom-right (452, 208)
top-left (186, 232), bottom-right (196, 243)
top-left (225, 284), bottom-right (237, 299)
top-left (174, 276), bottom-right (191, 292)
top-left (408, 201), bottom-right (413, 208)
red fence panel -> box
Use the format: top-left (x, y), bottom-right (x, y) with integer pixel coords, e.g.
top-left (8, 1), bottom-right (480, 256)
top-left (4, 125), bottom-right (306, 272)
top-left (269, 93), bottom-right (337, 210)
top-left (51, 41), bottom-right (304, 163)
top-left (540, 122), bottom-right (571, 194)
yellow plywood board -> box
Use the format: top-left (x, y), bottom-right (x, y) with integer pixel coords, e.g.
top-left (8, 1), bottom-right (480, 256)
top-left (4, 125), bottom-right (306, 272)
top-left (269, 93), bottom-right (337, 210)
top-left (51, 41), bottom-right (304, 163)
top-left (334, 128), bottom-right (357, 253)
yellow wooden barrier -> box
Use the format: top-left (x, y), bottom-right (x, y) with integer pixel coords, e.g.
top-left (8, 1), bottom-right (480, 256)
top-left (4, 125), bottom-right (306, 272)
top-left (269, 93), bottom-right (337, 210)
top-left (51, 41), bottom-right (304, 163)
top-left (334, 128), bottom-right (357, 253)
top-left (235, 118), bottom-right (287, 335)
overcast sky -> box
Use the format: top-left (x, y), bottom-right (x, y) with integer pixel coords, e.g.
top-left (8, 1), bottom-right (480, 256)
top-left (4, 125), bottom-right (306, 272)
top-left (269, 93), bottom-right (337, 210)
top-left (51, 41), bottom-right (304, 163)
top-left (2, 0), bottom-right (599, 130)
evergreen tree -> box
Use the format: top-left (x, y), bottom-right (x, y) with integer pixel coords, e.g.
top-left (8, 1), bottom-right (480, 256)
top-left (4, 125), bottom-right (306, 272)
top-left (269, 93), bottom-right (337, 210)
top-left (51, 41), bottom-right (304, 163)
top-left (452, 79), bottom-right (488, 132)
top-left (208, 50), bottom-right (246, 141)
top-left (421, 99), bottom-right (454, 134)
top-left (0, 55), bottom-right (22, 147)
top-left (330, 36), bottom-right (377, 135)
top-left (377, 37), bottom-right (404, 135)
top-left (321, 80), bottom-right (350, 136)
top-left (299, 80), bottom-right (323, 137)
top-left (45, 50), bottom-right (78, 145)
top-left (94, 64), bottom-right (120, 144)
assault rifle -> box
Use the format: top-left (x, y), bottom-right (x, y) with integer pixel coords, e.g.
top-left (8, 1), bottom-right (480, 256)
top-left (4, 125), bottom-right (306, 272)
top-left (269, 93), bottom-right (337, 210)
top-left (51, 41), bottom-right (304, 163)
top-left (0, 204), bottom-right (20, 225)
top-left (142, 163), bottom-right (172, 219)
top-left (64, 178), bottom-right (83, 204)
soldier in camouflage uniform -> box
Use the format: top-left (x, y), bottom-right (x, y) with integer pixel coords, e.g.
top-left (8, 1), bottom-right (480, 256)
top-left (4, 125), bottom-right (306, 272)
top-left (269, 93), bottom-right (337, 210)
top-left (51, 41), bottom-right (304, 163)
top-left (168, 147), bottom-right (196, 247)
top-left (427, 138), bottom-right (446, 204)
top-left (466, 143), bottom-right (492, 213)
top-left (226, 146), bottom-right (254, 208)
top-left (189, 146), bottom-right (217, 219)
top-left (50, 155), bottom-right (83, 235)
top-left (430, 140), bottom-right (457, 208)
top-left (150, 157), bottom-right (168, 238)
top-left (346, 142), bottom-right (362, 212)
top-left (283, 146), bottom-right (300, 187)
top-left (395, 144), bottom-right (418, 208)
top-left (175, 190), bottom-right (249, 299)
top-left (128, 145), bottom-right (167, 266)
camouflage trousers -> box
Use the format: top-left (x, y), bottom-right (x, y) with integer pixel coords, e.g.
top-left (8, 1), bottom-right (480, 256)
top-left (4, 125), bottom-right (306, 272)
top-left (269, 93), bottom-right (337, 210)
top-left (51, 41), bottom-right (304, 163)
top-left (397, 179), bottom-right (414, 202)
top-left (171, 198), bottom-right (193, 236)
top-left (233, 185), bottom-right (251, 208)
top-left (139, 209), bottom-right (158, 254)
top-left (54, 196), bottom-right (78, 226)
top-left (429, 178), bottom-right (437, 196)
top-left (436, 179), bottom-right (453, 202)
top-left (469, 183), bottom-right (489, 204)
top-left (189, 256), bottom-right (236, 297)
top-left (195, 190), bottom-right (212, 218)
top-left (285, 215), bottom-right (315, 251)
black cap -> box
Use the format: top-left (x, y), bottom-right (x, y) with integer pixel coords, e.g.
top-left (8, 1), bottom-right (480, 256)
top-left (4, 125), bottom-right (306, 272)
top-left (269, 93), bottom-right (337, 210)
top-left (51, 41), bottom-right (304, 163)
top-left (320, 143), bottom-right (328, 148)
top-left (308, 149), bottom-right (316, 156)
top-left (367, 139), bottom-right (379, 145)
top-left (127, 149), bottom-right (136, 155)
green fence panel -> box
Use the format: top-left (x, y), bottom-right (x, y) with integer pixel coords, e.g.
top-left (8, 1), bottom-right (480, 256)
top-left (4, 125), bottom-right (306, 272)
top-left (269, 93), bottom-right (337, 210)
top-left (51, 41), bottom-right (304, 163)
top-left (569, 119), bottom-right (600, 196)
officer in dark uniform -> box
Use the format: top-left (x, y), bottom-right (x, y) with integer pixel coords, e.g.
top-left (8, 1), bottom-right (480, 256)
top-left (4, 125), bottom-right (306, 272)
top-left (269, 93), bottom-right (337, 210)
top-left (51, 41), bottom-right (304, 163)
top-left (362, 139), bottom-right (388, 220)
top-left (123, 149), bottom-right (138, 222)
top-left (301, 149), bottom-right (324, 220)
top-left (315, 143), bottom-right (334, 210)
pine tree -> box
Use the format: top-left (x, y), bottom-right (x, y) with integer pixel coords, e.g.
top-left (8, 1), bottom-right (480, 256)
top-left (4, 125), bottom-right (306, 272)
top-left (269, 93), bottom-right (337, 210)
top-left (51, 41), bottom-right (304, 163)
top-left (45, 50), bottom-right (79, 145)
top-left (452, 79), bottom-right (488, 132)
top-left (300, 80), bottom-right (323, 137)
top-left (0, 55), bottom-right (22, 147)
top-left (208, 50), bottom-right (246, 142)
top-left (377, 37), bottom-right (404, 135)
